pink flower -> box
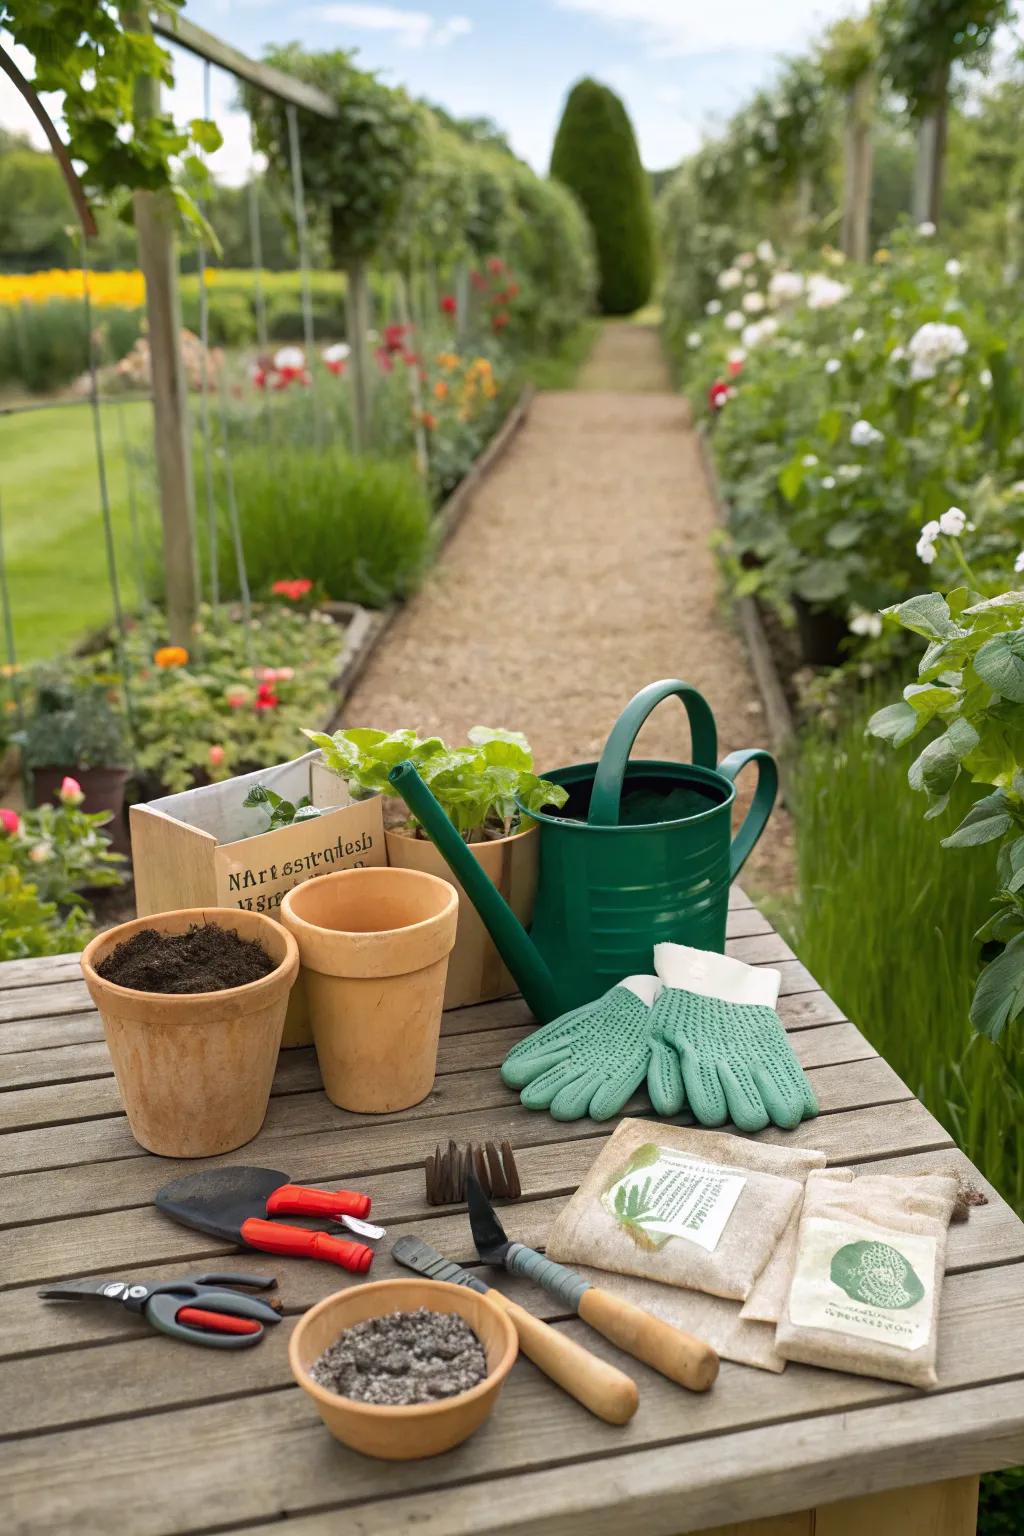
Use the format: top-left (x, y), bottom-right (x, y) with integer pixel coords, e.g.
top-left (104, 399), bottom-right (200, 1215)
top-left (28, 842), bottom-right (51, 863)
top-left (208, 745), bottom-right (225, 767)
top-left (487, 256), bottom-right (505, 274)
top-left (0, 808), bottom-right (20, 835)
top-left (59, 776), bottom-right (84, 805)
top-left (274, 666), bottom-right (295, 682)
top-left (225, 687), bottom-right (250, 709)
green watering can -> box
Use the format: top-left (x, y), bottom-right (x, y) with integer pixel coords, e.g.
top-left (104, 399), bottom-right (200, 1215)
top-left (389, 680), bottom-right (777, 1023)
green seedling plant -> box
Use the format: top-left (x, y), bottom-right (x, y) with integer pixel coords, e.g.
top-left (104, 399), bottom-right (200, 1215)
top-left (869, 538), bottom-right (1024, 1041)
top-left (304, 725), bottom-right (568, 841)
top-left (243, 784), bottom-right (323, 832)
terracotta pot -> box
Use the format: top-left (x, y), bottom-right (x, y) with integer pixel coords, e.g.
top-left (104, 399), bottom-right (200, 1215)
top-left (386, 823), bottom-right (538, 1009)
top-left (289, 1278), bottom-right (518, 1460)
top-left (33, 764), bottom-right (131, 855)
top-left (81, 907), bottom-right (298, 1158)
top-left (280, 867), bottom-right (458, 1113)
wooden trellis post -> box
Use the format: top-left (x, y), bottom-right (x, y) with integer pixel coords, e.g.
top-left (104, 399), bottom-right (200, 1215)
top-left (841, 73), bottom-right (874, 262)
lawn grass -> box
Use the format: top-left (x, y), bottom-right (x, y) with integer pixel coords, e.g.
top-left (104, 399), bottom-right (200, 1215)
top-left (773, 697), bottom-right (1023, 1215)
top-left (0, 399), bottom-right (154, 661)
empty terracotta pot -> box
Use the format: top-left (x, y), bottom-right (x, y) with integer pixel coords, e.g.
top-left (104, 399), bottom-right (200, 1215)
top-left (81, 907), bottom-right (298, 1158)
top-left (289, 1278), bottom-right (518, 1459)
top-left (280, 866), bottom-right (458, 1113)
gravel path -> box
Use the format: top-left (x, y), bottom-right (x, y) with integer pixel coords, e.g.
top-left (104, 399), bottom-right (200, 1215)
top-left (344, 325), bottom-right (793, 895)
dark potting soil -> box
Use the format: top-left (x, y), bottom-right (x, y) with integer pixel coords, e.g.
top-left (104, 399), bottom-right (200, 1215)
top-left (97, 923), bottom-right (275, 994)
top-left (310, 1308), bottom-right (488, 1406)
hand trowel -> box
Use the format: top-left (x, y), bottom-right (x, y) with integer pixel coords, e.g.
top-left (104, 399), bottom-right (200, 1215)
top-left (392, 1235), bottom-right (637, 1424)
top-left (156, 1167), bottom-right (374, 1273)
top-left (467, 1170), bottom-right (718, 1392)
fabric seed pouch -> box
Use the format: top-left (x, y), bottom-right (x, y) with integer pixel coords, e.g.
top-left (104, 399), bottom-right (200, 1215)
top-left (546, 1117), bottom-right (825, 1302)
top-left (775, 1168), bottom-right (959, 1388)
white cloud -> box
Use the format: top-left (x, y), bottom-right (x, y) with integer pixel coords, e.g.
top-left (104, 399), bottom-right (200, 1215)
top-left (554, 0), bottom-right (852, 58)
top-left (312, 5), bottom-right (473, 48)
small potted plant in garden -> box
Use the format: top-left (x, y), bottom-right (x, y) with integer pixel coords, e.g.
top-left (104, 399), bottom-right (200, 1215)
top-left (19, 670), bottom-right (133, 853)
top-left (304, 725), bottom-right (567, 1008)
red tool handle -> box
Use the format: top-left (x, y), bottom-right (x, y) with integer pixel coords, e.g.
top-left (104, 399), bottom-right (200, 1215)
top-left (265, 1183), bottom-right (371, 1221)
top-left (239, 1217), bottom-right (373, 1272)
top-left (177, 1306), bottom-right (262, 1336)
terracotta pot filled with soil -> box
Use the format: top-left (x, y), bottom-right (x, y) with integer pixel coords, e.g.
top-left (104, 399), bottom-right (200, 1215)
top-left (81, 908), bottom-right (298, 1158)
top-left (280, 866), bottom-right (458, 1114)
top-left (384, 824), bottom-right (538, 1010)
top-left (289, 1279), bottom-right (518, 1459)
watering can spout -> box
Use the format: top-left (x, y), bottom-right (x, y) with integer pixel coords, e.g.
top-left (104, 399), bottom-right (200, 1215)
top-left (388, 761), bottom-right (562, 1023)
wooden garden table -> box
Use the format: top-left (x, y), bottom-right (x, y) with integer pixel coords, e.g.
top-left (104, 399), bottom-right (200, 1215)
top-left (2, 888), bottom-right (1023, 1536)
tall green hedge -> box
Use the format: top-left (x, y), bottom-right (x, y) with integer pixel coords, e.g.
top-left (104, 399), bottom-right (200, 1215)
top-left (549, 78), bottom-right (655, 315)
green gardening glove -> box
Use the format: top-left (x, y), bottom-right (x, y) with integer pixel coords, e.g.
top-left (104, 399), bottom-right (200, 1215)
top-left (646, 943), bottom-right (818, 1132)
top-left (501, 976), bottom-right (661, 1122)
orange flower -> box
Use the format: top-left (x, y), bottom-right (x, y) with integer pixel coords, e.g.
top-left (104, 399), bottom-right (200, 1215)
top-left (154, 645), bottom-right (189, 669)
top-left (419, 410), bottom-right (438, 431)
top-left (433, 379), bottom-right (448, 400)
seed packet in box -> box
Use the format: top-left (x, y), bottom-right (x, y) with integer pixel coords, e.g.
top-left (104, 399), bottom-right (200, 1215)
top-left (775, 1168), bottom-right (959, 1387)
top-left (546, 1118), bottom-right (825, 1302)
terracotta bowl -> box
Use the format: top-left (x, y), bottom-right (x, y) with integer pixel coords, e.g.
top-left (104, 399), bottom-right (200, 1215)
top-left (289, 1278), bottom-right (518, 1460)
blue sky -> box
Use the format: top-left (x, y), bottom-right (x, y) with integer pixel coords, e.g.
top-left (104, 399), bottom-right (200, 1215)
top-left (1, 0), bottom-right (856, 181)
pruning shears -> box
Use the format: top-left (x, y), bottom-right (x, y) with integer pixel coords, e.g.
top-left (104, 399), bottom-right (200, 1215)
top-left (38, 1271), bottom-right (283, 1349)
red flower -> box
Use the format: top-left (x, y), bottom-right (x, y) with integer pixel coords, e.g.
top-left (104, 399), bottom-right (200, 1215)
top-left (420, 411), bottom-right (438, 431)
top-left (470, 269), bottom-right (486, 291)
top-left (492, 311), bottom-right (510, 331)
top-left (402, 349), bottom-right (419, 366)
top-left (383, 322), bottom-right (410, 355)
top-left (727, 358), bottom-right (744, 378)
top-left (375, 346), bottom-right (394, 374)
top-left (254, 682), bottom-right (279, 712)
top-left (250, 365), bottom-right (267, 390)
top-left (440, 294), bottom-right (457, 315)
top-left (487, 256), bottom-right (504, 274)
top-left (506, 282), bottom-right (520, 299)
top-left (272, 578), bottom-right (313, 601)
top-left (708, 379), bottom-right (730, 411)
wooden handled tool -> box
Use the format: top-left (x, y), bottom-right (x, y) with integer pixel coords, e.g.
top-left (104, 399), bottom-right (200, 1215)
top-left (391, 1236), bottom-right (638, 1424)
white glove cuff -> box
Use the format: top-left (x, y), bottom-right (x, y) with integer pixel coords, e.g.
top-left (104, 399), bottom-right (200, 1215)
top-left (617, 974), bottom-right (662, 1007)
top-left (653, 941), bottom-right (780, 1007)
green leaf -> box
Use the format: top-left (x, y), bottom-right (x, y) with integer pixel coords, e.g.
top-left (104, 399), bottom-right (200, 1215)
top-left (941, 790), bottom-right (1014, 849)
top-left (970, 932), bottom-right (1024, 1041)
top-left (908, 732), bottom-right (960, 801)
top-left (778, 457), bottom-right (805, 504)
top-left (867, 701), bottom-right (919, 748)
top-left (884, 592), bottom-right (961, 641)
top-left (825, 519), bottom-right (862, 551)
top-left (189, 118), bottom-right (224, 154)
top-left (974, 633), bottom-right (1024, 703)
top-left (795, 560), bottom-right (849, 604)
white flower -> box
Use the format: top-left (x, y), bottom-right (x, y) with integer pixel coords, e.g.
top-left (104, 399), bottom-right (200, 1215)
top-left (756, 239), bottom-right (775, 263)
top-left (687, 331), bottom-right (702, 349)
top-left (273, 345), bottom-right (305, 371)
top-left (1015, 551), bottom-right (1024, 575)
top-left (705, 299), bottom-right (722, 315)
top-left (850, 418), bottom-right (883, 447)
top-left (837, 464), bottom-right (863, 482)
top-left (918, 220), bottom-right (936, 237)
top-left (806, 273), bottom-right (850, 310)
top-left (939, 506), bottom-right (966, 536)
top-left (717, 267), bottom-right (743, 291)
top-left (741, 317), bottom-right (778, 349)
top-left (980, 368), bottom-right (993, 388)
top-left (822, 476), bottom-right (836, 490)
top-left (724, 310), bottom-right (745, 331)
top-left (768, 270), bottom-right (804, 305)
top-left (945, 258), bottom-right (962, 277)
top-left (849, 609), bottom-right (883, 638)
top-left (890, 345), bottom-right (906, 363)
top-left (741, 291), bottom-right (766, 314)
top-left (802, 454), bottom-right (819, 467)
top-left (322, 342), bottom-right (350, 364)
top-left (852, 327), bottom-right (865, 343)
top-left (825, 357), bottom-right (841, 375)
top-left (736, 252), bottom-right (756, 270)
top-left (907, 321), bottom-right (968, 382)
top-left (916, 535), bottom-right (937, 564)
top-left (727, 346), bottom-right (747, 366)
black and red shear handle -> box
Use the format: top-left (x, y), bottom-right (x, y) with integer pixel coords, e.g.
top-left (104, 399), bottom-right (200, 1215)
top-left (265, 1183), bottom-right (371, 1220)
top-left (240, 1217), bottom-right (373, 1272)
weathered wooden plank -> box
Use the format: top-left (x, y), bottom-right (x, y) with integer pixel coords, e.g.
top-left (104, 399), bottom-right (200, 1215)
top-left (722, 906), bottom-right (773, 939)
top-left (3, 1139), bottom-right (1014, 1359)
top-left (726, 933), bottom-right (794, 965)
top-left (0, 1013), bottom-right (107, 1056)
top-left (0, 1043), bottom-right (909, 1190)
top-left (0, 982), bottom-right (96, 1026)
top-left (228, 1383), bottom-right (1022, 1536)
top-left (0, 954), bottom-right (82, 991)
top-left (4, 1266), bottom-right (1022, 1534)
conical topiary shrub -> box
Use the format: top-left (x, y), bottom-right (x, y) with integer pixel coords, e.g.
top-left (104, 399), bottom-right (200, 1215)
top-left (549, 78), bottom-right (655, 316)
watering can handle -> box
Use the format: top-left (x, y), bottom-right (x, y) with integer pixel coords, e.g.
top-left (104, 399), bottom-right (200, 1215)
top-left (718, 749), bottom-right (778, 881)
top-left (589, 680), bottom-right (718, 827)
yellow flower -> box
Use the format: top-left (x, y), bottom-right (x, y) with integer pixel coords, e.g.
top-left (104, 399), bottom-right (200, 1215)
top-left (154, 645), bottom-right (189, 669)
top-left (874, 248), bottom-right (891, 265)
top-left (435, 351), bottom-right (460, 371)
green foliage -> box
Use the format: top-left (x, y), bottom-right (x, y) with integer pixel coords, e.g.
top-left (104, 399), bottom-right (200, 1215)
top-left (242, 783), bottom-right (321, 831)
top-left (7, 798), bottom-right (126, 908)
top-left (780, 697), bottom-right (1022, 1214)
top-left (0, 841), bottom-right (93, 961)
top-left (550, 78), bottom-right (654, 316)
top-left (880, 0), bottom-right (1011, 115)
top-left (201, 442), bottom-right (433, 609)
top-left (504, 165), bottom-right (598, 348)
top-left (0, 300), bottom-right (142, 394)
top-left (0, 144), bottom-right (75, 265)
top-left (869, 583), bottom-right (1024, 1040)
top-left (246, 48), bottom-right (424, 268)
top-left (307, 725), bottom-right (568, 840)
top-left (18, 667), bottom-right (131, 770)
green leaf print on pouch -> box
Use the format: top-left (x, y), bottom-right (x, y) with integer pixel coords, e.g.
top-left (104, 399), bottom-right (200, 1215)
top-left (613, 1175), bottom-right (656, 1235)
top-left (830, 1240), bottom-right (926, 1310)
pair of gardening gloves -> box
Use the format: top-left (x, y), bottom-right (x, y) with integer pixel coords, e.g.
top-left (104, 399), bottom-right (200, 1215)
top-left (500, 942), bottom-right (819, 1133)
